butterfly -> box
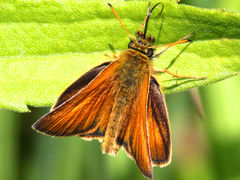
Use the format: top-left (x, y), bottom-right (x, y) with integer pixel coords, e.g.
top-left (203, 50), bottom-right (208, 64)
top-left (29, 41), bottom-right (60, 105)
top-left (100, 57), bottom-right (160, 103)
top-left (32, 3), bottom-right (205, 179)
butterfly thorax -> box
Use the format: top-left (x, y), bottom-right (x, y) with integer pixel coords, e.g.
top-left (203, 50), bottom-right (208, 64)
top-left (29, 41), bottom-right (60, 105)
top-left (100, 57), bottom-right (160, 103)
top-left (128, 31), bottom-right (155, 58)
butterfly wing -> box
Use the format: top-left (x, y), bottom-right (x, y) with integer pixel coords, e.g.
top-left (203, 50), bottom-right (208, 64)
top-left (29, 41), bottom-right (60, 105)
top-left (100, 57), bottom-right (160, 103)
top-left (32, 61), bottom-right (118, 138)
top-left (116, 74), bottom-right (152, 178)
top-left (52, 61), bottom-right (111, 109)
top-left (147, 77), bottom-right (171, 166)
top-left (116, 77), bottom-right (171, 178)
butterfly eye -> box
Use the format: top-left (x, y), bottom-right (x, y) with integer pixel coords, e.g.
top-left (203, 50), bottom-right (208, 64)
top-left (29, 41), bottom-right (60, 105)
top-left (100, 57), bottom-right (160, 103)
top-left (147, 48), bottom-right (154, 57)
top-left (128, 41), bottom-right (133, 49)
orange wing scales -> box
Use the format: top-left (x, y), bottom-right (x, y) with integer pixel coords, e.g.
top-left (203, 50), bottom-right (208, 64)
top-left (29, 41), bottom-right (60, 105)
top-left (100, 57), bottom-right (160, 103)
top-left (33, 61), bottom-right (119, 136)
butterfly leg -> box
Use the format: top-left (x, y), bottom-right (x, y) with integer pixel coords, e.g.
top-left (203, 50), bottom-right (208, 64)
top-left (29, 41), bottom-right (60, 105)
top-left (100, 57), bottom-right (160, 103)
top-left (152, 32), bottom-right (194, 58)
top-left (104, 52), bottom-right (119, 60)
top-left (154, 68), bottom-right (207, 80)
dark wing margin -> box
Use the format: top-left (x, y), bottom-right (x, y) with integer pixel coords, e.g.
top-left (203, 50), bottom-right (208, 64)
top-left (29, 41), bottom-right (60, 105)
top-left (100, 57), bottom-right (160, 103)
top-left (52, 61), bottom-right (111, 109)
top-left (147, 77), bottom-right (171, 166)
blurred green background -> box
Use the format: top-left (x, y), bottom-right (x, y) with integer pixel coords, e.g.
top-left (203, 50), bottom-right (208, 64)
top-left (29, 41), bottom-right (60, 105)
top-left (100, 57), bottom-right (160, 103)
top-left (1, 1), bottom-right (240, 180)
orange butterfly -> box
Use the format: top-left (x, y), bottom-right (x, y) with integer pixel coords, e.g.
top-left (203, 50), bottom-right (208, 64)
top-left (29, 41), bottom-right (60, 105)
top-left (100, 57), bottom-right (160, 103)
top-left (32, 3), bottom-right (205, 179)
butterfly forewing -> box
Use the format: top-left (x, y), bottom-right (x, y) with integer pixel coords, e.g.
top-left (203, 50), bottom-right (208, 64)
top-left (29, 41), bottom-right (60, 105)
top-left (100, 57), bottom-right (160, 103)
top-left (147, 77), bottom-right (171, 166)
top-left (32, 61), bottom-right (118, 137)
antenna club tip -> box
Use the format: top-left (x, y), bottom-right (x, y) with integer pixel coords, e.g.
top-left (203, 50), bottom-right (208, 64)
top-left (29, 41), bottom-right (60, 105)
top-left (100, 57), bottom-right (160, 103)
top-left (108, 3), bottom-right (112, 7)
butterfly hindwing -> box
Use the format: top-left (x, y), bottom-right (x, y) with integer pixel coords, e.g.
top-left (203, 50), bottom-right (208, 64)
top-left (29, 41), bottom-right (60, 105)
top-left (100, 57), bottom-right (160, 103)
top-left (32, 61), bottom-right (117, 138)
top-left (147, 77), bottom-right (171, 166)
top-left (116, 76), bottom-right (171, 178)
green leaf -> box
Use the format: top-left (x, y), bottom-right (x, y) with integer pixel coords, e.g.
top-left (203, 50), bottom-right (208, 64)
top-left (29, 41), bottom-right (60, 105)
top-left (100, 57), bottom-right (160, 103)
top-left (0, 0), bottom-right (239, 112)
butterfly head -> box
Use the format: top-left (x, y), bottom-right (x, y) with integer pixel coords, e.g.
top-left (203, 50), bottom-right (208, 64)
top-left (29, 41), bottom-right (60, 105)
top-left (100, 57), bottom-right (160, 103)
top-left (128, 31), bottom-right (155, 57)
top-left (127, 3), bottom-right (163, 58)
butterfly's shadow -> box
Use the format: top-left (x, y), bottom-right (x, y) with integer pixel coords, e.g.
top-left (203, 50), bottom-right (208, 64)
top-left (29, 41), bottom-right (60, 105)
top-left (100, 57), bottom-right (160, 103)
top-left (154, 15), bottom-right (201, 88)
top-left (155, 42), bottom-right (203, 90)
top-left (108, 44), bottom-right (116, 53)
top-left (164, 42), bottom-right (192, 70)
top-left (162, 78), bottom-right (202, 91)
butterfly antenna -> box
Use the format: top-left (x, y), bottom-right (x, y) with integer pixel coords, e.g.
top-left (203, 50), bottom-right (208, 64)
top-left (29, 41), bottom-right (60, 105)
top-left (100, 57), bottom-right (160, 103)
top-left (143, 3), bottom-right (163, 38)
top-left (108, 3), bottom-right (135, 42)
top-left (138, 3), bottom-right (151, 32)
